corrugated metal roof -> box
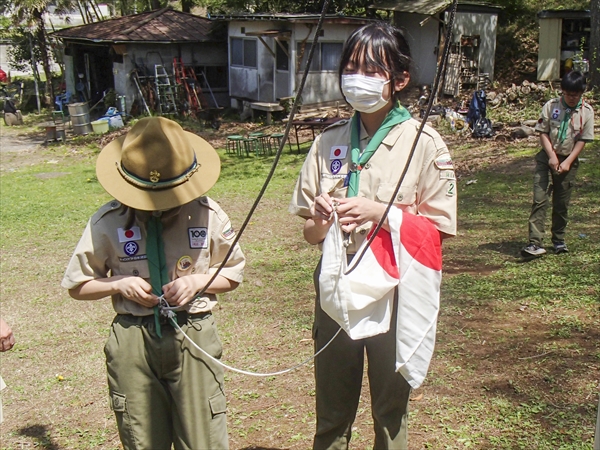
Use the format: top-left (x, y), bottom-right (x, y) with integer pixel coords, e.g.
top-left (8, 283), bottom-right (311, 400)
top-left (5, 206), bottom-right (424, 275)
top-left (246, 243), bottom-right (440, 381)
top-left (51, 8), bottom-right (218, 43)
top-left (537, 9), bottom-right (590, 19)
top-left (371, 0), bottom-right (451, 15)
top-left (371, 0), bottom-right (500, 15)
top-left (210, 13), bottom-right (375, 25)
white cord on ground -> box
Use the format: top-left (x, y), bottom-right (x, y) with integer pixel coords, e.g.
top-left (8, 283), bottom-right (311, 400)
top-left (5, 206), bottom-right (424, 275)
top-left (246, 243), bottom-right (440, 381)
top-left (160, 303), bottom-right (342, 377)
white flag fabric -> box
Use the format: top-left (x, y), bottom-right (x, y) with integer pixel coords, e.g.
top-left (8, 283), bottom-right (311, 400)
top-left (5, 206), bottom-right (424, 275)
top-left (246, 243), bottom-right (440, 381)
top-left (319, 207), bottom-right (442, 388)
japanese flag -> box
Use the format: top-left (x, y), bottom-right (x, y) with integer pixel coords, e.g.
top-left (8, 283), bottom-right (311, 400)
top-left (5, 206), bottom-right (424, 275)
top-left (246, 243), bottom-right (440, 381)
top-left (319, 207), bottom-right (442, 388)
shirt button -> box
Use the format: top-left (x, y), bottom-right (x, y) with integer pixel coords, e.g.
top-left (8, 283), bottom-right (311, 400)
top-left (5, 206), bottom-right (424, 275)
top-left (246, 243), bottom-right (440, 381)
top-left (359, 229), bottom-right (367, 235)
top-left (133, 269), bottom-right (139, 276)
top-left (110, 201), bottom-right (119, 208)
top-left (364, 163), bottom-right (371, 169)
top-left (397, 194), bottom-right (404, 201)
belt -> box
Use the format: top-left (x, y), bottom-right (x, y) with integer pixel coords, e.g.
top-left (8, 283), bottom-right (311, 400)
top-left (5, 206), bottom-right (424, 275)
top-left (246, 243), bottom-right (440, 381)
top-left (118, 311), bottom-right (212, 327)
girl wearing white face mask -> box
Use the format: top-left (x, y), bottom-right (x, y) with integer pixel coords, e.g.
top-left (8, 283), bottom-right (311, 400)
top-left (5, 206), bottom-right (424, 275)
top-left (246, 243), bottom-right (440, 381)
top-left (290, 22), bottom-right (457, 450)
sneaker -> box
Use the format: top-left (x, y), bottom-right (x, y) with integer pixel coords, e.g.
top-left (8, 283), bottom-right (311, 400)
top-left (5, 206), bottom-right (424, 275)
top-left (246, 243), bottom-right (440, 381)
top-left (553, 241), bottom-right (569, 254)
top-left (521, 243), bottom-right (547, 257)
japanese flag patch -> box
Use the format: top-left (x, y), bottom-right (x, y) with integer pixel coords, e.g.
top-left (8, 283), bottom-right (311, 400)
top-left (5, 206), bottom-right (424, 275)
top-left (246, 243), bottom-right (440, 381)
top-left (330, 146), bottom-right (348, 160)
top-left (117, 226), bottom-right (141, 243)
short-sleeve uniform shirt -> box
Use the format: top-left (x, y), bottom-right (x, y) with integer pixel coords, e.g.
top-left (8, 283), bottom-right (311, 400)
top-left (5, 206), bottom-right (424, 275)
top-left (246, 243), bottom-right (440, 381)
top-left (289, 118), bottom-right (457, 254)
top-left (62, 197), bottom-right (245, 316)
top-left (534, 97), bottom-right (595, 156)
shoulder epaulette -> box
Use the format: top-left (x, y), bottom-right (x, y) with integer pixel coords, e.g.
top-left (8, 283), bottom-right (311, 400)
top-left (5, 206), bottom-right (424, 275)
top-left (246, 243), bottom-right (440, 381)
top-left (91, 200), bottom-right (122, 225)
top-left (324, 119), bottom-right (349, 132)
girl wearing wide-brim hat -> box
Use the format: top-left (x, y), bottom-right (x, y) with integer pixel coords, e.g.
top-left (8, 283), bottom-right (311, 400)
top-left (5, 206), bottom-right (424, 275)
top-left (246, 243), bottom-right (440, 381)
top-left (62, 117), bottom-right (245, 450)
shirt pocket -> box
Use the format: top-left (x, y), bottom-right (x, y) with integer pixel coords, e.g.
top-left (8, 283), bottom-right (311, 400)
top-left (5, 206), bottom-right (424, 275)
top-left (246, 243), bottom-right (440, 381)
top-left (376, 183), bottom-right (417, 207)
top-left (320, 176), bottom-right (348, 198)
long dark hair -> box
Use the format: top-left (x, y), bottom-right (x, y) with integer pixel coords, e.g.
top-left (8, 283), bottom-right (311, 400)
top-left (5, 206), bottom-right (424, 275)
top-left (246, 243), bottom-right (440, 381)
top-left (338, 22), bottom-right (412, 103)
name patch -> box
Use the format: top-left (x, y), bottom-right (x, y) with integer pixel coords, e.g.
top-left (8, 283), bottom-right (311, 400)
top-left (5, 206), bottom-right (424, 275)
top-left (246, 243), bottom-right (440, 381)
top-left (439, 170), bottom-right (456, 180)
top-left (189, 227), bottom-right (208, 249)
top-left (119, 255), bottom-right (148, 263)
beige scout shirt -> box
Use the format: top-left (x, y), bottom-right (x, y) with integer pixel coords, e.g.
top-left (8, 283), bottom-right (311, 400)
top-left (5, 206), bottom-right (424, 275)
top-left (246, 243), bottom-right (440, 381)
top-left (289, 118), bottom-right (457, 254)
top-left (534, 97), bottom-right (595, 156)
top-left (62, 197), bottom-right (245, 316)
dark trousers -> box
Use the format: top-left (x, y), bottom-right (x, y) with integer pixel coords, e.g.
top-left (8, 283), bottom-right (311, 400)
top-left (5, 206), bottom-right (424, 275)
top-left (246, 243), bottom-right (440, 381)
top-left (312, 259), bottom-right (411, 450)
top-left (528, 150), bottom-right (579, 246)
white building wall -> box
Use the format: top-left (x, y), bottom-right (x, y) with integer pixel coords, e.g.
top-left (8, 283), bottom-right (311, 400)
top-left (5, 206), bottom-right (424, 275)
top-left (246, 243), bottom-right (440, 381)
top-left (394, 14), bottom-right (439, 86)
top-left (452, 11), bottom-right (498, 81)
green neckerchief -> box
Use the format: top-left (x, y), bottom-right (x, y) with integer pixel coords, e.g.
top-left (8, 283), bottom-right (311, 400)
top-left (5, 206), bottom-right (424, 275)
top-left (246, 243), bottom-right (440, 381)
top-left (146, 214), bottom-right (170, 338)
top-left (348, 104), bottom-right (412, 197)
top-left (558, 96), bottom-right (582, 144)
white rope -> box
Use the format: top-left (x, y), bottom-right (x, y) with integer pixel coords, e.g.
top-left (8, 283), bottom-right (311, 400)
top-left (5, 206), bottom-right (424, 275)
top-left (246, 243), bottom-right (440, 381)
top-left (159, 301), bottom-right (342, 377)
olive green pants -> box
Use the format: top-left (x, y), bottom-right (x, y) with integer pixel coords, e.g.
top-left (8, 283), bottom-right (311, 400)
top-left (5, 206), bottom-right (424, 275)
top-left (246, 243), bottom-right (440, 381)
top-left (104, 313), bottom-right (228, 450)
top-left (312, 260), bottom-right (411, 450)
top-left (528, 150), bottom-right (579, 246)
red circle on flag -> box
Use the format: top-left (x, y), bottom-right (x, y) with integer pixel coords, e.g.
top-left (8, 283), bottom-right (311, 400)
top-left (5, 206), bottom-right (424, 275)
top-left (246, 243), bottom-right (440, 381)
top-left (334, 148), bottom-right (341, 156)
top-left (125, 230), bottom-right (134, 238)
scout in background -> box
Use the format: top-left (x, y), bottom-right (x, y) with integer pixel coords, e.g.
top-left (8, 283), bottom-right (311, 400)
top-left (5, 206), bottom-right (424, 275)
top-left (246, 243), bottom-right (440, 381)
top-left (289, 22), bottom-right (457, 449)
top-left (521, 71), bottom-right (595, 257)
top-left (62, 117), bottom-right (245, 450)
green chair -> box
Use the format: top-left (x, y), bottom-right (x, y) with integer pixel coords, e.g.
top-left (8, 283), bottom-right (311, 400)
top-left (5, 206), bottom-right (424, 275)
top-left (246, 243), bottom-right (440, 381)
top-left (242, 137), bottom-right (258, 157)
top-left (269, 132), bottom-right (290, 153)
top-left (248, 131), bottom-right (270, 156)
top-left (226, 135), bottom-right (244, 156)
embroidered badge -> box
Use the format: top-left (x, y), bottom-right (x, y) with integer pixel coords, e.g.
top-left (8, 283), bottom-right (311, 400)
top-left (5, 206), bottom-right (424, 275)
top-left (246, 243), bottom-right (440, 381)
top-left (330, 146), bottom-right (348, 160)
top-left (188, 227), bottom-right (208, 249)
top-left (177, 255), bottom-right (193, 272)
top-left (551, 108), bottom-right (560, 120)
top-left (446, 181), bottom-right (456, 197)
top-left (123, 241), bottom-right (139, 256)
top-left (435, 156), bottom-right (454, 170)
top-left (117, 226), bottom-right (141, 243)
top-left (330, 159), bottom-right (342, 175)
top-left (222, 225), bottom-right (235, 240)
top-left (439, 170), bottom-right (456, 180)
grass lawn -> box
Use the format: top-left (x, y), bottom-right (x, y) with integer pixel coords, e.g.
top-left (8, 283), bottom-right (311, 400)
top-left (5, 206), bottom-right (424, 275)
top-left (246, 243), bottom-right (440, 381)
top-left (0, 118), bottom-right (598, 449)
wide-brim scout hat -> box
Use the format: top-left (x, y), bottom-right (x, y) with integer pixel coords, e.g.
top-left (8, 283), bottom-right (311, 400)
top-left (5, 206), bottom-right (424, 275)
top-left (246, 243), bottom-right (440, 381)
top-left (96, 117), bottom-right (220, 211)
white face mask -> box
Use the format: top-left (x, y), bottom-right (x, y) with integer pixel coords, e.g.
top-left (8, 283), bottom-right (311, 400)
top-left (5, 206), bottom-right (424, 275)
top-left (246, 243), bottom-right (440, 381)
top-left (341, 74), bottom-right (391, 113)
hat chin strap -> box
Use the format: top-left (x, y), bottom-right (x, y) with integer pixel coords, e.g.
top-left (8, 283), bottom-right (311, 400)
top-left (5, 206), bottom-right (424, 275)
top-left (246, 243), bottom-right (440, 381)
top-left (116, 157), bottom-right (200, 191)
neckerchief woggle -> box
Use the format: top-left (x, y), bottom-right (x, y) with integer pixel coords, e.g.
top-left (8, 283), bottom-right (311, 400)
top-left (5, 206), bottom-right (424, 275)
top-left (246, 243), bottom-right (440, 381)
top-left (347, 104), bottom-right (412, 197)
top-left (558, 97), bottom-right (582, 144)
top-left (146, 214), bottom-right (170, 338)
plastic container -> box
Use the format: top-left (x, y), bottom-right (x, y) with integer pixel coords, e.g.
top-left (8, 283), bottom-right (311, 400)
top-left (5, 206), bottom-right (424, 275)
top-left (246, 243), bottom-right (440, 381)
top-left (91, 119), bottom-right (109, 134)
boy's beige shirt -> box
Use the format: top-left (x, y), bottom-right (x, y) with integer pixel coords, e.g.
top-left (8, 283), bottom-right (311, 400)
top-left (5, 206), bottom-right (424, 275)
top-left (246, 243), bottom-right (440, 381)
top-left (534, 98), bottom-right (595, 155)
top-left (290, 118), bottom-right (457, 254)
top-left (62, 197), bottom-right (245, 316)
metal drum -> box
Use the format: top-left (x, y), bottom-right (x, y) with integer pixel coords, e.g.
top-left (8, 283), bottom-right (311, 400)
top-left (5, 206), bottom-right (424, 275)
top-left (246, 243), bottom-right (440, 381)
top-left (67, 102), bottom-right (92, 135)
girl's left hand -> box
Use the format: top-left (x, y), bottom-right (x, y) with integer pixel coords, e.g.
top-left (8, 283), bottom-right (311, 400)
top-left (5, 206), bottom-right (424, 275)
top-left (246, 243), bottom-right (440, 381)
top-left (162, 276), bottom-right (203, 307)
top-left (557, 160), bottom-right (571, 174)
top-left (335, 197), bottom-right (386, 233)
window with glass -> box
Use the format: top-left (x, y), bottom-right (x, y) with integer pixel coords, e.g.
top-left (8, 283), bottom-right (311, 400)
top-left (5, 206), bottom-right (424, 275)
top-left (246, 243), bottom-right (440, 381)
top-left (276, 40), bottom-right (289, 71)
top-left (231, 37), bottom-right (258, 68)
top-left (297, 42), bottom-right (343, 72)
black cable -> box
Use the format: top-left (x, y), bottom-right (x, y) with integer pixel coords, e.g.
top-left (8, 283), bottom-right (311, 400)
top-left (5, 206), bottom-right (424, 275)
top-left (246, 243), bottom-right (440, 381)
top-left (344, 0), bottom-right (459, 275)
top-left (196, 0), bottom-right (332, 297)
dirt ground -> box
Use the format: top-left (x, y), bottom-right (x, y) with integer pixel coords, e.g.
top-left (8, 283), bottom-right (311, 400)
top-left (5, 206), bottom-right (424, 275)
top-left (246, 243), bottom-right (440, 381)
top-left (0, 115), bottom-right (598, 450)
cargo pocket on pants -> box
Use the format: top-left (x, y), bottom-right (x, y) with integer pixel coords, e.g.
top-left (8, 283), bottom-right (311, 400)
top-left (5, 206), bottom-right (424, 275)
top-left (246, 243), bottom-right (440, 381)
top-left (110, 392), bottom-right (137, 450)
top-left (209, 391), bottom-right (228, 449)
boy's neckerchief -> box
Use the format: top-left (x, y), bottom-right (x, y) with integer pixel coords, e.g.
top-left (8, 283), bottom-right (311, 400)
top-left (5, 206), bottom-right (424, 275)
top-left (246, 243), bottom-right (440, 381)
top-left (348, 104), bottom-right (411, 197)
top-left (146, 213), bottom-right (170, 338)
top-left (558, 96), bottom-right (582, 144)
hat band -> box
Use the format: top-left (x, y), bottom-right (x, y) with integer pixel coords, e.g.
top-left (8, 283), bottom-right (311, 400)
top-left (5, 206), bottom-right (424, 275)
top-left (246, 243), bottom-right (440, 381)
top-left (116, 157), bottom-right (200, 191)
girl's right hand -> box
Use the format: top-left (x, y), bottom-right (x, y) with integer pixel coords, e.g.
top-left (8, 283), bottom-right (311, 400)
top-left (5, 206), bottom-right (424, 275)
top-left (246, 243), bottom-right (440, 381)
top-left (310, 192), bottom-right (335, 222)
top-left (113, 276), bottom-right (158, 307)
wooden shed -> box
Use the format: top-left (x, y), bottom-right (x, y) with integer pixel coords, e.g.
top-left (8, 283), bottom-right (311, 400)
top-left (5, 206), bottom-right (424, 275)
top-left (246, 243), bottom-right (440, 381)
top-left (537, 9), bottom-right (591, 82)
top-left (52, 8), bottom-right (228, 114)
top-left (373, 0), bottom-right (501, 95)
top-left (212, 14), bottom-right (374, 109)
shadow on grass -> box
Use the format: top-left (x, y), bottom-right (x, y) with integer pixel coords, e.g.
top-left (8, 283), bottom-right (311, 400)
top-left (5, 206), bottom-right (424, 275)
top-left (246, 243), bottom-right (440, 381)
top-left (239, 447), bottom-right (286, 450)
top-left (18, 425), bottom-right (60, 450)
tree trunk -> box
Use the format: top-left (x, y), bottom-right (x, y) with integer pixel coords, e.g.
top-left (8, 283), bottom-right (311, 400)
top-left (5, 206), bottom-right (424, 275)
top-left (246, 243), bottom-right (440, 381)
top-left (151, 0), bottom-right (161, 10)
top-left (33, 10), bottom-right (55, 106)
top-left (590, 0), bottom-right (600, 90)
